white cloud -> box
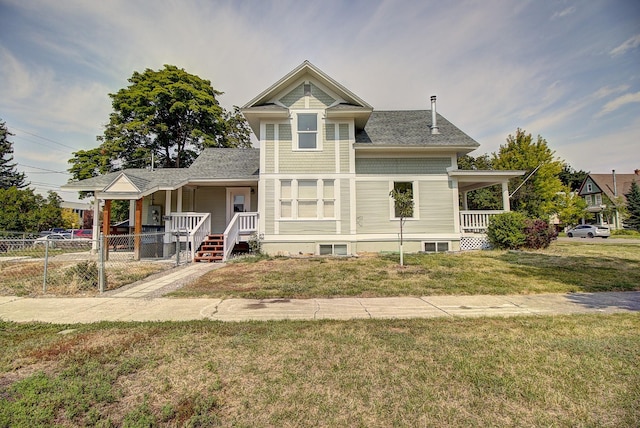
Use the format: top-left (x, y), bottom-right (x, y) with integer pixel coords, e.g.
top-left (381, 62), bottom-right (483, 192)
top-left (551, 6), bottom-right (576, 20)
top-left (610, 34), bottom-right (640, 57)
top-left (596, 91), bottom-right (640, 117)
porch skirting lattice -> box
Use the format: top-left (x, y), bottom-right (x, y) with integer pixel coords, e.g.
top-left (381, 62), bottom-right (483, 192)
top-left (460, 235), bottom-right (491, 251)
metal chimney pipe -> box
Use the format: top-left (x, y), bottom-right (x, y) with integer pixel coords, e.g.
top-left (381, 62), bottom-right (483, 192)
top-left (612, 170), bottom-right (617, 196)
top-left (430, 95), bottom-right (439, 135)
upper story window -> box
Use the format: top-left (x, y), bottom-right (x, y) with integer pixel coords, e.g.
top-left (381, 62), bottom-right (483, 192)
top-left (587, 183), bottom-right (593, 192)
top-left (296, 113), bottom-right (319, 150)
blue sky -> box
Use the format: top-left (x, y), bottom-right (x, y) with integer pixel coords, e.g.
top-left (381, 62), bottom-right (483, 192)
top-left (0, 0), bottom-right (639, 202)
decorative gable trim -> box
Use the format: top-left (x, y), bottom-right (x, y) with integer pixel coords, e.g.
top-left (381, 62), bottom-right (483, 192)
top-left (103, 173), bottom-right (143, 193)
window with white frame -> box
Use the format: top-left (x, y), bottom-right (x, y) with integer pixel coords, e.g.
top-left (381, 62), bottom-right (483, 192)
top-left (279, 179), bottom-right (335, 219)
top-left (296, 113), bottom-right (318, 149)
top-left (392, 181), bottom-right (415, 219)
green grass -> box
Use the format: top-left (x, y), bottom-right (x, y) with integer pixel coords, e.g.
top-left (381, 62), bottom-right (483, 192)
top-left (1, 315), bottom-right (638, 427)
top-left (170, 242), bottom-right (640, 299)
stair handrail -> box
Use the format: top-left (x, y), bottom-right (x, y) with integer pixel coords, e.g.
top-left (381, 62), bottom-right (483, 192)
top-left (189, 213), bottom-right (211, 261)
top-left (222, 212), bottom-right (258, 261)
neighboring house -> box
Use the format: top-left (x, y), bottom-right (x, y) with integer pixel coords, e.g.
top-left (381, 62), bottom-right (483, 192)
top-left (60, 200), bottom-right (94, 229)
top-left (63, 61), bottom-right (523, 261)
top-left (578, 170), bottom-right (640, 229)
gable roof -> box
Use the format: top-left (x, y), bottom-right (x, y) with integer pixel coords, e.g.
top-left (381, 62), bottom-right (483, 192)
top-left (355, 110), bottom-right (480, 152)
top-left (242, 60), bottom-right (373, 137)
top-left (62, 148), bottom-right (260, 198)
top-left (579, 172), bottom-right (640, 203)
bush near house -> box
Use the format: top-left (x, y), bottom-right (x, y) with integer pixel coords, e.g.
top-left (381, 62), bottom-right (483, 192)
top-left (487, 212), bottom-right (557, 250)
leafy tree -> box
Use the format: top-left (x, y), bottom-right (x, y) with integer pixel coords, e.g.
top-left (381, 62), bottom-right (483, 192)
top-left (559, 165), bottom-right (587, 191)
top-left (97, 64), bottom-right (251, 170)
top-left (457, 154), bottom-right (502, 210)
top-left (624, 181), bottom-right (640, 230)
top-left (555, 185), bottom-right (588, 227)
top-left (61, 208), bottom-right (80, 229)
top-left (0, 188), bottom-right (62, 232)
top-left (390, 185), bottom-right (414, 266)
top-left (492, 129), bottom-right (564, 218)
top-left (0, 120), bottom-right (27, 189)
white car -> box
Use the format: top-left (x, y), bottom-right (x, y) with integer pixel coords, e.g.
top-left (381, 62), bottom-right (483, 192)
top-left (33, 233), bottom-right (90, 247)
top-left (566, 225), bottom-right (610, 238)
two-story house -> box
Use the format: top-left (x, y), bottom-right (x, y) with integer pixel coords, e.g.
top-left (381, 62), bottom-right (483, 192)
top-left (64, 61), bottom-right (523, 260)
top-left (578, 170), bottom-right (640, 229)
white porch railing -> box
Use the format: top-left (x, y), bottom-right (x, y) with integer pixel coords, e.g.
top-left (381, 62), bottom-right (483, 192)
top-left (460, 210), bottom-right (504, 234)
top-left (170, 212), bottom-right (211, 260)
top-left (223, 212), bottom-right (258, 261)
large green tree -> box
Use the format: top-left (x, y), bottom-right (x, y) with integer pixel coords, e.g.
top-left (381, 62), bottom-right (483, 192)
top-left (0, 120), bottom-right (27, 190)
top-left (624, 181), bottom-right (640, 230)
top-left (492, 129), bottom-right (564, 218)
top-left (0, 187), bottom-right (62, 232)
top-left (69, 65), bottom-right (252, 183)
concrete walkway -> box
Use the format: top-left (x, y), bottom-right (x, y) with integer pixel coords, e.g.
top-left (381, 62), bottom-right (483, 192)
top-left (1, 261), bottom-right (639, 324)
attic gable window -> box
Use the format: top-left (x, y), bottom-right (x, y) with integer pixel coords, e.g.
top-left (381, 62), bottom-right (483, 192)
top-left (296, 113), bottom-right (318, 149)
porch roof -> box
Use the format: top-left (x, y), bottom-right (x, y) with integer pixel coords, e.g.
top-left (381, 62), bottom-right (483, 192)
top-left (62, 148), bottom-right (260, 199)
top-left (449, 169), bottom-right (526, 192)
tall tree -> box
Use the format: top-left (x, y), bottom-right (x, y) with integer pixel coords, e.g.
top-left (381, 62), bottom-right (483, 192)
top-left (457, 154), bottom-right (502, 210)
top-left (0, 187), bottom-right (62, 232)
top-left (492, 129), bottom-right (564, 218)
top-left (74, 64), bottom-right (252, 175)
top-left (0, 120), bottom-right (27, 189)
top-left (624, 181), bottom-right (640, 230)
top-left (559, 165), bottom-right (588, 191)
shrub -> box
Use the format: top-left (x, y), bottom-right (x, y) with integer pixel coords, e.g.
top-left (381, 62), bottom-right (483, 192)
top-left (487, 212), bottom-right (527, 249)
top-left (64, 261), bottom-right (99, 290)
top-left (524, 218), bottom-right (558, 249)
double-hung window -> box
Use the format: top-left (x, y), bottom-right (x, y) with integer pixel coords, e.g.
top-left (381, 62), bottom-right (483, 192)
top-left (297, 113), bottom-right (318, 149)
top-left (279, 179), bottom-right (336, 219)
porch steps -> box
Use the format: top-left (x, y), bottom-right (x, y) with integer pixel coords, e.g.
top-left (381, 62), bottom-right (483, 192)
top-left (194, 234), bottom-right (224, 262)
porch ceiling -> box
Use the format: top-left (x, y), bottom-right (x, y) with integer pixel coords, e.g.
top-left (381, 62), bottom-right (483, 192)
top-left (449, 170), bottom-right (525, 193)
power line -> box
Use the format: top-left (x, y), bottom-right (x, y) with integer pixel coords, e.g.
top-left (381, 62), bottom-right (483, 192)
top-left (10, 126), bottom-right (78, 150)
top-left (18, 163), bottom-right (70, 174)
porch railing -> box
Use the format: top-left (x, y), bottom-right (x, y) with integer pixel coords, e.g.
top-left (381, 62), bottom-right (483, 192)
top-left (460, 210), bottom-right (504, 234)
top-left (170, 212), bottom-right (211, 260)
top-left (223, 212), bottom-right (258, 261)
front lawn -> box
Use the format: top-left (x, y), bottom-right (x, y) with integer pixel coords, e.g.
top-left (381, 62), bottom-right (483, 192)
top-left (170, 242), bottom-right (640, 299)
top-left (1, 315), bottom-right (638, 427)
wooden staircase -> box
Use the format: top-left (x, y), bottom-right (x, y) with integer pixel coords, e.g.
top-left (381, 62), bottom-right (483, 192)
top-left (194, 234), bottom-right (224, 262)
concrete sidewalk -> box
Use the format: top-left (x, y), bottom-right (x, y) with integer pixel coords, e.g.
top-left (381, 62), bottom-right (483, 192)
top-left (1, 292), bottom-right (639, 324)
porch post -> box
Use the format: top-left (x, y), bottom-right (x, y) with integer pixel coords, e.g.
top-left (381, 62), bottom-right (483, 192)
top-left (462, 191), bottom-right (469, 211)
top-left (164, 190), bottom-right (172, 258)
top-left (502, 182), bottom-right (511, 211)
top-left (177, 187), bottom-right (183, 213)
top-left (134, 198), bottom-right (142, 260)
top-left (102, 200), bottom-right (111, 261)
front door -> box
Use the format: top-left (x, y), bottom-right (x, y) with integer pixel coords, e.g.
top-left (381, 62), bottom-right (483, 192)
top-left (226, 187), bottom-right (251, 225)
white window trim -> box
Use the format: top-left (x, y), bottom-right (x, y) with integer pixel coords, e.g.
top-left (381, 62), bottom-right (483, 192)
top-left (422, 241), bottom-right (450, 253)
top-left (278, 178), bottom-right (336, 220)
top-left (293, 110), bottom-right (324, 151)
top-left (318, 243), bottom-right (349, 256)
top-left (389, 180), bottom-right (420, 221)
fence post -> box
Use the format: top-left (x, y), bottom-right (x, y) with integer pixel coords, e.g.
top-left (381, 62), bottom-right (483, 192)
top-left (98, 233), bottom-right (105, 293)
top-left (176, 234), bottom-right (180, 266)
top-left (43, 239), bottom-right (49, 293)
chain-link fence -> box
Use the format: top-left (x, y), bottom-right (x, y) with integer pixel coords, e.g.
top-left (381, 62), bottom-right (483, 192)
top-left (0, 231), bottom-right (191, 296)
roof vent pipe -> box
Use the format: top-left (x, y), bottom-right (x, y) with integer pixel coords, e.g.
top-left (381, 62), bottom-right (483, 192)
top-left (613, 169), bottom-right (617, 197)
top-left (430, 95), bottom-right (440, 135)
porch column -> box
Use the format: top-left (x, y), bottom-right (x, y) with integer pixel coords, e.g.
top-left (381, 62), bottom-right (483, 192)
top-left (177, 187), bottom-right (183, 213)
top-left (102, 200), bottom-right (111, 261)
top-left (164, 190), bottom-right (172, 258)
top-left (92, 195), bottom-right (100, 253)
top-left (502, 182), bottom-right (511, 211)
top-left (134, 198), bottom-right (142, 260)
top-left (462, 191), bottom-right (469, 211)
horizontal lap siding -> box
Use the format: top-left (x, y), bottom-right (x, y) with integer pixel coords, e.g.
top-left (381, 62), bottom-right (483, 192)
top-left (355, 179), bottom-right (455, 234)
top-left (356, 181), bottom-right (393, 233)
top-left (355, 158), bottom-right (451, 175)
top-left (279, 221), bottom-right (336, 234)
top-left (279, 123), bottom-right (336, 173)
top-left (339, 124), bottom-right (350, 173)
top-left (341, 179), bottom-right (350, 234)
top-left (264, 180), bottom-right (275, 234)
top-left (264, 124), bottom-right (275, 173)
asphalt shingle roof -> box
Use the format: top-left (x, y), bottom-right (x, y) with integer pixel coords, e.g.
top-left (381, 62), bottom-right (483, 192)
top-left (355, 110), bottom-right (480, 148)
